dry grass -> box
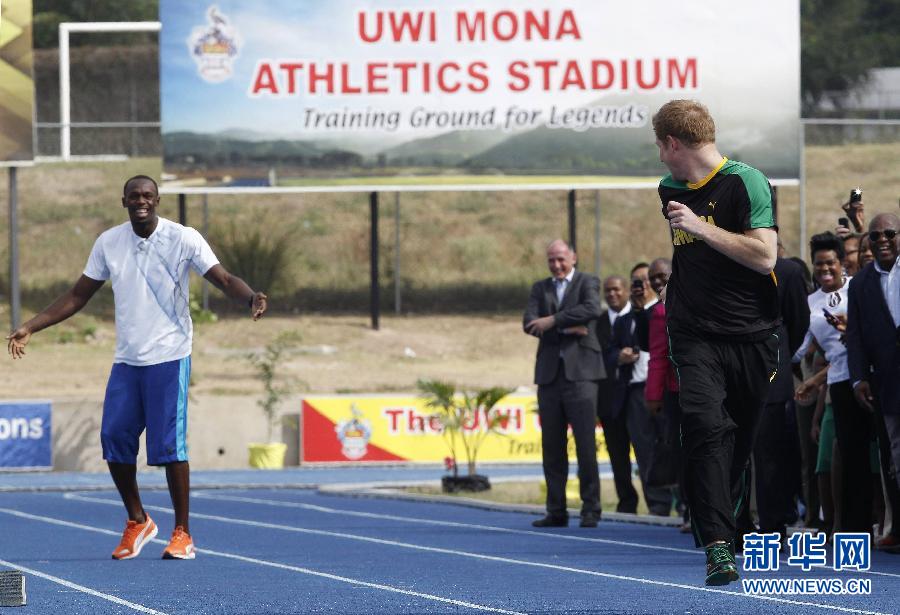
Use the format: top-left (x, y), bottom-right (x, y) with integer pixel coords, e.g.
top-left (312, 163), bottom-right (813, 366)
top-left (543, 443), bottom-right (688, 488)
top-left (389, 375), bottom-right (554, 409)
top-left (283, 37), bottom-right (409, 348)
top-left (0, 143), bottom-right (897, 309)
top-left (0, 143), bottom-right (896, 397)
top-left (0, 314), bottom-right (538, 398)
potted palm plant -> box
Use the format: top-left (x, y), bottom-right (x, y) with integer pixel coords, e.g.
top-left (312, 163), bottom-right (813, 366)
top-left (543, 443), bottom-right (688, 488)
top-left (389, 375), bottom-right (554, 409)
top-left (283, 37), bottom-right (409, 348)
top-left (417, 379), bottom-right (514, 492)
top-left (246, 333), bottom-right (299, 468)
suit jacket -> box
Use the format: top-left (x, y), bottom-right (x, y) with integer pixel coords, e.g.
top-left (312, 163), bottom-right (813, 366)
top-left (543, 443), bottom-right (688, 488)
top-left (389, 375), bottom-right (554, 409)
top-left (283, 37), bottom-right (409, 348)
top-left (523, 270), bottom-right (605, 385)
top-left (607, 308), bottom-right (649, 414)
top-left (596, 309), bottom-right (619, 418)
top-left (847, 262), bottom-right (900, 415)
top-left (768, 257), bottom-right (811, 403)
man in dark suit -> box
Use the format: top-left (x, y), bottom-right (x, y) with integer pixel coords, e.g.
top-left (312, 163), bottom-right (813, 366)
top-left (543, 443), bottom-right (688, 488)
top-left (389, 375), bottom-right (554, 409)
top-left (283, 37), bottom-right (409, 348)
top-left (597, 275), bottom-right (640, 513)
top-left (749, 255), bottom-right (810, 542)
top-left (524, 239), bottom-right (605, 528)
top-left (847, 213), bottom-right (900, 551)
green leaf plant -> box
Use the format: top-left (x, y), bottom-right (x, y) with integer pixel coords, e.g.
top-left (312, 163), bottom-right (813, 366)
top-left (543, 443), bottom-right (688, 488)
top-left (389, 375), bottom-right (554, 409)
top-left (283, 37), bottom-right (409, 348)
top-left (417, 379), bottom-right (514, 477)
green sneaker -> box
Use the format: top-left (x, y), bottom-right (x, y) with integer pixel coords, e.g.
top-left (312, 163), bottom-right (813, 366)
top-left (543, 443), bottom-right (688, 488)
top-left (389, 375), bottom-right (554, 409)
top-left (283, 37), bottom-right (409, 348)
top-left (705, 542), bottom-right (739, 586)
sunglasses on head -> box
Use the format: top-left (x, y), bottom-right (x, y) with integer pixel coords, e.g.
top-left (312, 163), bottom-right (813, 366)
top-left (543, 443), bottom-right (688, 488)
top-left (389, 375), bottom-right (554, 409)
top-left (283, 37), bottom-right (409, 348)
top-left (868, 229), bottom-right (898, 242)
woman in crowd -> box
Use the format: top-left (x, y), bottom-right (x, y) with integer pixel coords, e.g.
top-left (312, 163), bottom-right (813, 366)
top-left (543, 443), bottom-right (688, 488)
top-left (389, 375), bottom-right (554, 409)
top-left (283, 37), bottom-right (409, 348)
top-left (796, 232), bottom-right (875, 536)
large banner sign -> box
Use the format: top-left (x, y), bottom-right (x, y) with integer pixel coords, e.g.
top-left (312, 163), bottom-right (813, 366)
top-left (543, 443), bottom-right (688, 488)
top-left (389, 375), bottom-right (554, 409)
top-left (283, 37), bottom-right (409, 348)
top-left (0, 0), bottom-right (35, 165)
top-left (302, 394), bottom-right (610, 464)
top-left (0, 401), bottom-right (51, 470)
top-left (160, 1), bottom-right (800, 188)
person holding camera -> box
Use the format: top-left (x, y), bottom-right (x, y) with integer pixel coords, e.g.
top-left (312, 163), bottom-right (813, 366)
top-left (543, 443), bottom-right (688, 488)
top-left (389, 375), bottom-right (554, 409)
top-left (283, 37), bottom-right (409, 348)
top-left (835, 188), bottom-right (865, 238)
top-left (609, 262), bottom-right (673, 516)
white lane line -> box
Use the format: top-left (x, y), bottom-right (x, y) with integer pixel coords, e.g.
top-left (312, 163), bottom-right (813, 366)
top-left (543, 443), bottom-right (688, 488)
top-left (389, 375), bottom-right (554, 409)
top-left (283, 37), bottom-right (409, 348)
top-left (191, 491), bottom-right (695, 555)
top-left (0, 557), bottom-right (168, 614)
top-left (191, 491), bottom-right (900, 581)
top-left (0, 507), bottom-right (524, 615)
top-left (61, 494), bottom-right (893, 615)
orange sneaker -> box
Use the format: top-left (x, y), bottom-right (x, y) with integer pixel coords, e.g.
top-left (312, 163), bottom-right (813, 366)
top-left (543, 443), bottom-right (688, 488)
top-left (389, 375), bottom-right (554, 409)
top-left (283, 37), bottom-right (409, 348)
top-left (111, 515), bottom-right (158, 560)
top-left (162, 526), bottom-right (196, 560)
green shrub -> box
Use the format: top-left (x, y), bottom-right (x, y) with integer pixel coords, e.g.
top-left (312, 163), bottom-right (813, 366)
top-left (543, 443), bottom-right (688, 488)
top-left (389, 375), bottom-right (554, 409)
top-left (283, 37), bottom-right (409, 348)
top-left (210, 220), bottom-right (295, 297)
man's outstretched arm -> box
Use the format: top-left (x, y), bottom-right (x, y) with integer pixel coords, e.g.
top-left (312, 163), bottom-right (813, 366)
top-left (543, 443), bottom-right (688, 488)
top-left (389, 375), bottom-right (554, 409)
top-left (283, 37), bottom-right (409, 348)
top-left (7, 274), bottom-right (105, 359)
top-left (203, 264), bottom-right (268, 320)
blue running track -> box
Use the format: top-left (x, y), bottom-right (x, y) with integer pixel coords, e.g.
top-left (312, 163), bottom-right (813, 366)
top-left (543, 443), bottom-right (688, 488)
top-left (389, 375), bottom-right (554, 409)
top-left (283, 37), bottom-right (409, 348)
top-left (0, 465), bottom-right (897, 614)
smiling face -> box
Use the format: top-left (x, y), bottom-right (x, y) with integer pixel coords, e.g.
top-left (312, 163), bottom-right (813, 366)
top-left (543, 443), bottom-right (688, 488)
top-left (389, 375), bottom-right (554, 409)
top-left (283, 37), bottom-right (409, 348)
top-left (122, 177), bottom-right (160, 227)
top-left (603, 277), bottom-right (628, 312)
top-left (868, 215), bottom-right (900, 270)
top-left (812, 249), bottom-right (843, 292)
top-left (546, 241), bottom-right (576, 280)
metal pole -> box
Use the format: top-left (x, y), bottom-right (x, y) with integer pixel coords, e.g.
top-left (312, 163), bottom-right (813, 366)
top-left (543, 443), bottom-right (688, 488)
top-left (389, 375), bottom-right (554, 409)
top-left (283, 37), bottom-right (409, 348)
top-left (799, 123), bottom-right (807, 259)
top-left (129, 51), bottom-right (138, 157)
top-left (593, 190), bottom-right (601, 276)
top-left (394, 192), bottom-right (401, 315)
top-left (9, 168), bottom-right (20, 330)
top-left (59, 24), bottom-right (71, 160)
top-left (201, 194), bottom-right (210, 311)
top-left (370, 192), bottom-right (380, 330)
top-left (178, 193), bottom-right (187, 226)
top-left (567, 189), bottom-right (577, 252)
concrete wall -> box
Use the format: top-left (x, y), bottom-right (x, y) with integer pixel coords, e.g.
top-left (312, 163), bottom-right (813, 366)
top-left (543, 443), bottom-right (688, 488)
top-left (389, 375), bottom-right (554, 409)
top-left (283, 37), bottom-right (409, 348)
top-left (48, 394), bottom-right (302, 472)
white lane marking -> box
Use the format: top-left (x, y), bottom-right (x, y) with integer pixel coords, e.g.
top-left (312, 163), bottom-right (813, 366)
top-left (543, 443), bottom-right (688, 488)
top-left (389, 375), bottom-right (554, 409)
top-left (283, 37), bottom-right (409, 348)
top-left (0, 556), bottom-right (168, 614)
top-left (60, 494), bottom-right (893, 615)
top-left (0, 507), bottom-right (524, 615)
top-left (191, 491), bottom-right (900, 581)
top-left (191, 491), bottom-right (695, 554)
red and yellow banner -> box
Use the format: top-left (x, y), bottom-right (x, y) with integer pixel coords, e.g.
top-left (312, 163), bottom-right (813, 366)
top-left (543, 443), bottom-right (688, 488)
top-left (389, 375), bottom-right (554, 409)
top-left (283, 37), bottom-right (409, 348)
top-left (301, 394), bottom-right (611, 464)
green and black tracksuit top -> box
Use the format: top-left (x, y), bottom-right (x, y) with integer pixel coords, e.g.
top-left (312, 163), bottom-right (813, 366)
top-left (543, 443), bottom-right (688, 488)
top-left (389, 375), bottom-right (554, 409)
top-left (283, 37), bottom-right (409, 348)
top-left (658, 158), bottom-right (780, 341)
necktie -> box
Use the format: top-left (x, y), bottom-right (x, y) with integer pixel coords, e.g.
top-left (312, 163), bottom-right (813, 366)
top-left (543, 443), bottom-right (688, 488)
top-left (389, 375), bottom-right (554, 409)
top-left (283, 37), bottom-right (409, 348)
top-left (555, 278), bottom-right (567, 304)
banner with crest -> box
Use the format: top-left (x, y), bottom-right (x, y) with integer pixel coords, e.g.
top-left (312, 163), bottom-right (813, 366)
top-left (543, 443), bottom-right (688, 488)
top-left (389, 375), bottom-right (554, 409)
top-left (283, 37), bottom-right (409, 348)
top-left (302, 394), bottom-right (613, 464)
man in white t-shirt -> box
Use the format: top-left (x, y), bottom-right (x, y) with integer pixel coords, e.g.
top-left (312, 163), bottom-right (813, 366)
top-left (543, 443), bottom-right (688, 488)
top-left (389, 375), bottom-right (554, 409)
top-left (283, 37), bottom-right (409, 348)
top-left (7, 175), bottom-right (268, 561)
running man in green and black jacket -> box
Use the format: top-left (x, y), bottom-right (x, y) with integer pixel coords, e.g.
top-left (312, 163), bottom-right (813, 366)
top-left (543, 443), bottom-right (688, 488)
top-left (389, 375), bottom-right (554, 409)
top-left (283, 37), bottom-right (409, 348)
top-left (653, 100), bottom-right (781, 586)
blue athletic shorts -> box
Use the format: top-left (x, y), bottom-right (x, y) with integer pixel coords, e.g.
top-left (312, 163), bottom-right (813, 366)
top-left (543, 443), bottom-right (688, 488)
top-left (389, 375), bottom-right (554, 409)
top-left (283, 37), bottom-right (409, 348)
top-left (101, 356), bottom-right (190, 465)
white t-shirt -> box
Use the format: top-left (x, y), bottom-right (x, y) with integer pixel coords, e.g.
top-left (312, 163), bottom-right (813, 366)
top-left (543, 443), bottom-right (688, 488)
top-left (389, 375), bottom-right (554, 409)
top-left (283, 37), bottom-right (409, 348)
top-left (84, 217), bottom-right (219, 366)
top-left (806, 280), bottom-right (851, 384)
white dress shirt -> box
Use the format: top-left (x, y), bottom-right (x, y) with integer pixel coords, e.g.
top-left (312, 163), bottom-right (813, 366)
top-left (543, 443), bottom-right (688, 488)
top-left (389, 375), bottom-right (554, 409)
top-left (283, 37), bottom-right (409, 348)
top-left (874, 256), bottom-right (900, 327)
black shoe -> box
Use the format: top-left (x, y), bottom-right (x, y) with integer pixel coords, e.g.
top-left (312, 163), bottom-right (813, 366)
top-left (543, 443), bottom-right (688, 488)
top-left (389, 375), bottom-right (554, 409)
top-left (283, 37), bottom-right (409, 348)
top-left (705, 542), bottom-right (739, 586)
top-left (579, 513), bottom-right (600, 528)
top-left (532, 515), bottom-right (568, 528)
top-left (616, 503), bottom-right (638, 514)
